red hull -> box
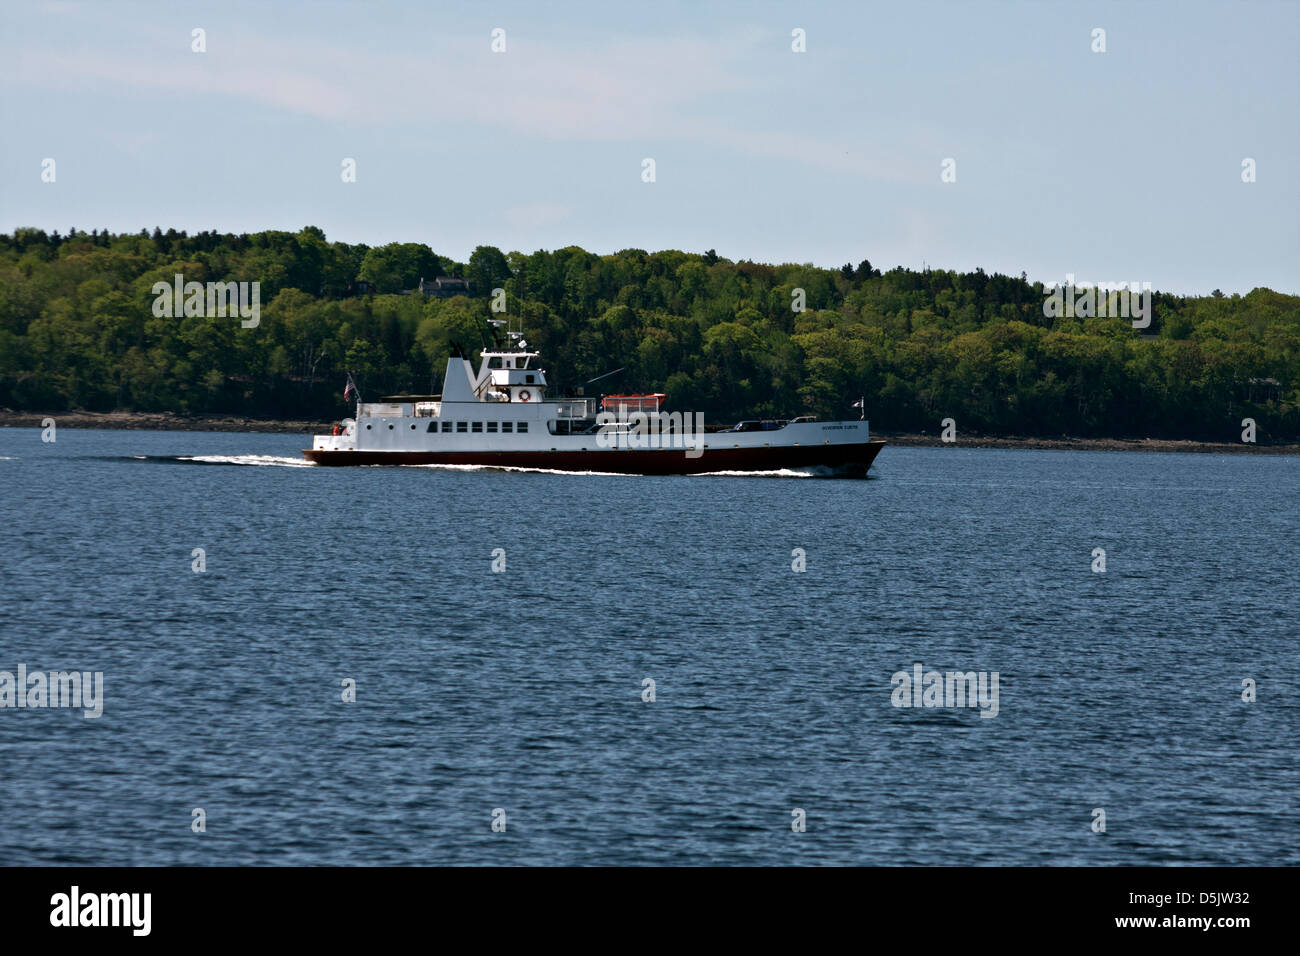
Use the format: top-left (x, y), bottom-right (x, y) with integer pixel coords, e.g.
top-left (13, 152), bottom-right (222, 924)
top-left (301, 440), bottom-right (885, 475)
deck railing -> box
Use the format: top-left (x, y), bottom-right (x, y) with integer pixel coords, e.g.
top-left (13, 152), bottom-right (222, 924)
top-left (554, 399), bottom-right (598, 418)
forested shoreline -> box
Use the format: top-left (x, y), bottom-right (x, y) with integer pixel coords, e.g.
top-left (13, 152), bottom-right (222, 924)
top-left (1, 226), bottom-right (1296, 443)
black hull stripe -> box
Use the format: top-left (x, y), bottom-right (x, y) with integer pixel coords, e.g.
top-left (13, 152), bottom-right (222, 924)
top-left (301, 441), bottom-right (885, 474)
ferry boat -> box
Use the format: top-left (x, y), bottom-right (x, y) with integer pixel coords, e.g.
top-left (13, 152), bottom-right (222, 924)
top-left (302, 325), bottom-right (885, 475)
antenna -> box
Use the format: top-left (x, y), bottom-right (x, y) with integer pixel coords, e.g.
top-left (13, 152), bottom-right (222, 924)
top-left (584, 367), bottom-right (626, 386)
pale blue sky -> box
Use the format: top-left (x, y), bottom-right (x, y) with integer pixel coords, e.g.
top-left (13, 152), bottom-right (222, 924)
top-left (2, 0), bottom-right (1296, 295)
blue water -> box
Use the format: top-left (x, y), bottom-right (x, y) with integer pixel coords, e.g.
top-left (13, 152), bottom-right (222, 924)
top-left (1, 428), bottom-right (1296, 865)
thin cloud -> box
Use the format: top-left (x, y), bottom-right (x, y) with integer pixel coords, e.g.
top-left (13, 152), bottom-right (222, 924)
top-left (10, 23), bottom-right (914, 182)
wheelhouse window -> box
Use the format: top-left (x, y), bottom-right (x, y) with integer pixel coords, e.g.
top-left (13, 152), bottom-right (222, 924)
top-left (525, 374), bottom-right (535, 384)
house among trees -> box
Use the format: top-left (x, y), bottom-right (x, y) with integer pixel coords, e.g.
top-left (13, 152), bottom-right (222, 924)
top-left (348, 276), bottom-right (469, 298)
top-left (416, 276), bottom-right (470, 297)
top-left (1245, 377), bottom-right (1283, 403)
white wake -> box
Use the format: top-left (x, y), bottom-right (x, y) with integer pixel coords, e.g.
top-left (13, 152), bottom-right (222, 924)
top-left (177, 454), bottom-right (315, 468)
top-left (401, 463), bottom-right (633, 477)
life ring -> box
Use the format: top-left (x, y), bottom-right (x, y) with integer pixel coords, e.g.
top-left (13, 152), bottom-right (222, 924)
top-left (518, 390), bottom-right (532, 403)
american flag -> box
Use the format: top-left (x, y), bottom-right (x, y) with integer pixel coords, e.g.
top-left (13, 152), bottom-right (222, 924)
top-left (852, 398), bottom-right (864, 408)
top-left (343, 374), bottom-right (358, 402)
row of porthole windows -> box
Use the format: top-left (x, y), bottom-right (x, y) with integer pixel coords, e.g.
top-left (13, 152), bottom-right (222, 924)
top-left (429, 420), bottom-right (528, 434)
top-left (364, 421), bottom-right (530, 433)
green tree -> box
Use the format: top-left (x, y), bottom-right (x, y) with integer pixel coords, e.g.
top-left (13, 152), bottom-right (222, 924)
top-left (358, 243), bottom-right (442, 294)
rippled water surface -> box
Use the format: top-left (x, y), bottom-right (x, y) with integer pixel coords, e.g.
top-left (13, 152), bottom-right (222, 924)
top-left (1, 428), bottom-right (1296, 865)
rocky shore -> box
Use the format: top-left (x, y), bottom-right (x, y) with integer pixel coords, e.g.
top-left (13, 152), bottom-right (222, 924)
top-left (0, 409), bottom-right (320, 434)
top-left (873, 431), bottom-right (1296, 454)
top-left (1, 410), bottom-right (1295, 453)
